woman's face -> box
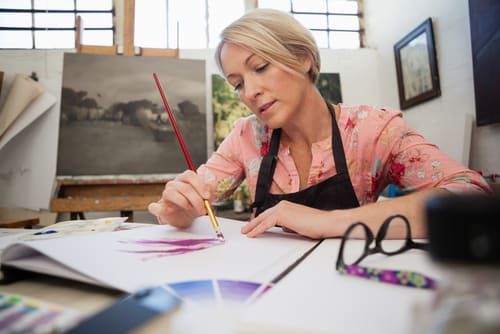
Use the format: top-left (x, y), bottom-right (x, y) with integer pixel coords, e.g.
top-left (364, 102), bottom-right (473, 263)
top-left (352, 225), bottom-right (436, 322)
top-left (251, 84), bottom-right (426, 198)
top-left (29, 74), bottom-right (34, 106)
top-left (219, 42), bottom-right (311, 129)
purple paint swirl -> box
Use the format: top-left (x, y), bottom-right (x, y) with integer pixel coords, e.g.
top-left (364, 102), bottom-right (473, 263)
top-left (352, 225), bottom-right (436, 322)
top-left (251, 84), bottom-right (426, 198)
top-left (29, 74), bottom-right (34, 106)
top-left (120, 238), bottom-right (223, 247)
top-left (118, 237), bottom-right (224, 260)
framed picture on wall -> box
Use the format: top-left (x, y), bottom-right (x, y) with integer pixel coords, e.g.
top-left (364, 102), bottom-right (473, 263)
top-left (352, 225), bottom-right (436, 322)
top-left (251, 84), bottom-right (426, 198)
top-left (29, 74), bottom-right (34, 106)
top-left (394, 18), bottom-right (441, 110)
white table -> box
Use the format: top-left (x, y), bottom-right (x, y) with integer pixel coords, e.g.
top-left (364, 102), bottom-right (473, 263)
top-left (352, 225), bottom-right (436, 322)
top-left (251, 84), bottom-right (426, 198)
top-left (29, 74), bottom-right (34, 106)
top-left (0, 225), bottom-right (443, 333)
top-left (237, 238), bottom-right (443, 334)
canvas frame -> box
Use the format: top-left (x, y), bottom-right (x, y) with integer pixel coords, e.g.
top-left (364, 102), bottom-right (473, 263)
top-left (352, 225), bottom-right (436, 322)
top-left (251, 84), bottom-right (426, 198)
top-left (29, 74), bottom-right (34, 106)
top-left (394, 18), bottom-right (441, 110)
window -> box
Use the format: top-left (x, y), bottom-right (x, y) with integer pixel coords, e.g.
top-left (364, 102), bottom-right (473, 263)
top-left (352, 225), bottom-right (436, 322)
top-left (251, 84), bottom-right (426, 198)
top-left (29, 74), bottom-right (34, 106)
top-left (135, 0), bottom-right (360, 49)
top-left (134, 0), bottom-right (244, 49)
top-left (0, 0), bottom-right (113, 49)
top-left (258, 0), bottom-right (362, 49)
top-left (1, 1), bottom-right (360, 50)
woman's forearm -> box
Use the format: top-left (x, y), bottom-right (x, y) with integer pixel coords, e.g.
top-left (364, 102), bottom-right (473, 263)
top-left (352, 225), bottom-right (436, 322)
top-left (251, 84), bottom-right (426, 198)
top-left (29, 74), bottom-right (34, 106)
top-left (324, 188), bottom-right (451, 239)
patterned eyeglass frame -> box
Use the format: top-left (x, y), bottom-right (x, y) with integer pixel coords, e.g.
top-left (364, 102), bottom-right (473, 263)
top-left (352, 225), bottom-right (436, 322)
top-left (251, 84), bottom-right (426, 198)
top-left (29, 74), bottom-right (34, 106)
top-left (336, 214), bottom-right (436, 289)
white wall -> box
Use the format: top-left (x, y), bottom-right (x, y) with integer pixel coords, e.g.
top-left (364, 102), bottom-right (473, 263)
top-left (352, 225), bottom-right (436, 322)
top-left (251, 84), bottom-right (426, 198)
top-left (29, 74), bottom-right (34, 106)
top-left (0, 50), bottom-right (64, 210)
top-left (363, 0), bottom-right (500, 173)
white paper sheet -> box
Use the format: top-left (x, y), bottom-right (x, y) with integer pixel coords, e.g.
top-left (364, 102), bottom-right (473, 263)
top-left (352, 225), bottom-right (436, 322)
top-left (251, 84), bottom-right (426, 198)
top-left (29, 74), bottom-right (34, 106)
top-left (1, 217), bottom-right (316, 293)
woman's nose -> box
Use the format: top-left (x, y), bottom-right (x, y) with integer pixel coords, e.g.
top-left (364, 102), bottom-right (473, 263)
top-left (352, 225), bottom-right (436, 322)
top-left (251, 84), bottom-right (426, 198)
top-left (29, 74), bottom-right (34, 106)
top-left (243, 77), bottom-right (262, 100)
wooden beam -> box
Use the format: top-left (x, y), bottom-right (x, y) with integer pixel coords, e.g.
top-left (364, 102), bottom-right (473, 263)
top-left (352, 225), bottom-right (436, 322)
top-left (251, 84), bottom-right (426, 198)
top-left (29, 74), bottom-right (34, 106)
top-left (50, 196), bottom-right (161, 213)
top-left (139, 48), bottom-right (179, 58)
top-left (123, 0), bottom-right (136, 56)
top-left (78, 45), bottom-right (119, 55)
top-left (57, 183), bottom-right (166, 198)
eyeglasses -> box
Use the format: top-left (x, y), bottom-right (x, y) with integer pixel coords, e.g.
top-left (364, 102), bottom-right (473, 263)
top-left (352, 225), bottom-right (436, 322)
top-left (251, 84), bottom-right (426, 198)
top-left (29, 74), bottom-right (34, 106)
top-left (336, 214), bottom-right (436, 289)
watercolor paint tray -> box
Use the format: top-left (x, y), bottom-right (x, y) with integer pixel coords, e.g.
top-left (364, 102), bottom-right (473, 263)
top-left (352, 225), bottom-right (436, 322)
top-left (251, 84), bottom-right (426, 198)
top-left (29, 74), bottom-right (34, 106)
top-left (0, 292), bottom-right (81, 334)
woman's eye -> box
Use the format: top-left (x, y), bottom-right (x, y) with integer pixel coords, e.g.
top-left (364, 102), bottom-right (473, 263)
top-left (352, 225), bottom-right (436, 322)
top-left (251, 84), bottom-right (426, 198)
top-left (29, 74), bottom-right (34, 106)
top-left (233, 82), bottom-right (242, 91)
top-left (255, 63), bottom-right (268, 72)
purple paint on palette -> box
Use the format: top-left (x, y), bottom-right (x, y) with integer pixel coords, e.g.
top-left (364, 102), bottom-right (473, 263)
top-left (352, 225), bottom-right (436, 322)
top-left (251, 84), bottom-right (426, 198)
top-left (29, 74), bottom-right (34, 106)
top-left (0, 306), bottom-right (36, 329)
top-left (217, 280), bottom-right (261, 303)
top-left (20, 311), bottom-right (59, 333)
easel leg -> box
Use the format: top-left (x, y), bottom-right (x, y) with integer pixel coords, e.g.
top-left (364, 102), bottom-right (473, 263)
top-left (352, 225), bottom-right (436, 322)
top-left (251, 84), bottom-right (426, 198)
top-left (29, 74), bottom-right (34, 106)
top-left (70, 212), bottom-right (86, 220)
top-left (121, 210), bottom-right (133, 222)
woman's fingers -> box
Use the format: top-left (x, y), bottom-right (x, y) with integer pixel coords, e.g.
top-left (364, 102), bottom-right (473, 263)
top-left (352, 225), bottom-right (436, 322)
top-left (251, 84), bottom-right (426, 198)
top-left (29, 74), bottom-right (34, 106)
top-left (165, 179), bottom-right (205, 215)
top-left (148, 169), bottom-right (211, 227)
top-left (241, 201), bottom-right (326, 239)
top-left (177, 170), bottom-right (211, 199)
top-left (241, 205), bottom-right (278, 237)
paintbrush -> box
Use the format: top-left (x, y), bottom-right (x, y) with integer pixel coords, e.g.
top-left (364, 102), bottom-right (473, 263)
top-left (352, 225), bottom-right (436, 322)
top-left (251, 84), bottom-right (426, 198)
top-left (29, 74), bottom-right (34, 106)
top-left (153, 72), bottom-right (224, 241)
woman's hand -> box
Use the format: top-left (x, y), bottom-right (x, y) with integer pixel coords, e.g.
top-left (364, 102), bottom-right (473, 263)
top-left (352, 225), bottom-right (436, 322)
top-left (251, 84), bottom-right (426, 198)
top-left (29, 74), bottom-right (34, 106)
top-left (241, 200), bottom-right (332, 239)
top-left (148, 170), bottom-right (211, 228)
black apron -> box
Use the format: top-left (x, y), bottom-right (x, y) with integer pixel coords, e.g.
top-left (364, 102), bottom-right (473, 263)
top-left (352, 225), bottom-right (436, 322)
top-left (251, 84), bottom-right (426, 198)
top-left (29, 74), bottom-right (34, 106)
top-left (251, 100), bottom-right (360, 217)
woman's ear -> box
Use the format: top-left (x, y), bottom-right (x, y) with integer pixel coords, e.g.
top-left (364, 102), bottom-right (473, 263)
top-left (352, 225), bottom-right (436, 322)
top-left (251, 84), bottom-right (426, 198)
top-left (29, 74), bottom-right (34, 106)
top-left (302, 55), bottom-right (312, 74)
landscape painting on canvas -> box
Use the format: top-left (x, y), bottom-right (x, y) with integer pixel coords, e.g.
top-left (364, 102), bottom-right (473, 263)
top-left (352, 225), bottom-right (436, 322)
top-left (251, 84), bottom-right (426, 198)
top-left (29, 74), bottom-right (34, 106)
top-left (57, 53), bottom-right (207, 176)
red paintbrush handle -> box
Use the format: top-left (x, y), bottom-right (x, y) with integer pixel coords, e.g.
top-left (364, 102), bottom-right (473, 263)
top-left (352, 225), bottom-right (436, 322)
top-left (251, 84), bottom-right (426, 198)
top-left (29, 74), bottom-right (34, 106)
top-left (153, 72), bottom-right (196, 171)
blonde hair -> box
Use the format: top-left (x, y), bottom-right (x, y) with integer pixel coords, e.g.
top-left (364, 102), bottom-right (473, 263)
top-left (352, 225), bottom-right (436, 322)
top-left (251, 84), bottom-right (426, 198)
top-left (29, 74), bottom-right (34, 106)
top-left (215, 8), bottom-right (321, 83)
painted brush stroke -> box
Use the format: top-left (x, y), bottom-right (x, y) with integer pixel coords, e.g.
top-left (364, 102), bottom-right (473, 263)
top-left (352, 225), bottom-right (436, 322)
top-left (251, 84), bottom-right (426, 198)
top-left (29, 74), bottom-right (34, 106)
top-left (118, 237), bottom-right (224, 260)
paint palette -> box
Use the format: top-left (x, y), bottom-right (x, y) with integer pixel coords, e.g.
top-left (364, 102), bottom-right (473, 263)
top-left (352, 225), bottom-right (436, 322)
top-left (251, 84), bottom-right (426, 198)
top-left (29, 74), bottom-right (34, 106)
top-left (19, 217), bottom-right (127, 241)
top-left (166, 279), bottom-right (273, 310)
top-left (160, 279), bottom-right (274, 332)
top-left (0, 293), bottom-right (81, 334)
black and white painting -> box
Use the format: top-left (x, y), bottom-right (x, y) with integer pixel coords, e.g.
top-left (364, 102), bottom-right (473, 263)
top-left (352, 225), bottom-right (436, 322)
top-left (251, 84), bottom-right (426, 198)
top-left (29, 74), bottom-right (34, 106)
top-left (57, 53), bottom-right (207, 176)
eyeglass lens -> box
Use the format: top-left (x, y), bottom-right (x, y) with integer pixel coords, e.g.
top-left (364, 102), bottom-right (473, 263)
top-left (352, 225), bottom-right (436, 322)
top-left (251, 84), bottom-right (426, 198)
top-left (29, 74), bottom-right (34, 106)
top-left (342, 216), bottom-right (410, 265)
top-left (378, 215), bottom-right (409, 254)
top-left (342, 223), bottom-right (369, 265)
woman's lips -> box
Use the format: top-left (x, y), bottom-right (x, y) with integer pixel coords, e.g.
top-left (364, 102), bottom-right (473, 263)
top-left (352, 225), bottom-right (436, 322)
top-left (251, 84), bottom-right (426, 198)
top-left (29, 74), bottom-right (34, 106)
top-left (259, 101), bottom-right (275, 113)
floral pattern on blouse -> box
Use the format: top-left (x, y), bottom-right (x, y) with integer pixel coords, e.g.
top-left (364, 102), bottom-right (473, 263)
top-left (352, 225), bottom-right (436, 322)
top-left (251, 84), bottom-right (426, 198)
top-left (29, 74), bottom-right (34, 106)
top-left (198, 104), bottom-right (491, 205)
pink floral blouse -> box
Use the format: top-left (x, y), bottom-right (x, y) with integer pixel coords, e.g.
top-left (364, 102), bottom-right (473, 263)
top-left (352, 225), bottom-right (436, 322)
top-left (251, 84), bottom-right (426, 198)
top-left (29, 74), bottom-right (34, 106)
top-left (198, 104), bottom-right (491, 205)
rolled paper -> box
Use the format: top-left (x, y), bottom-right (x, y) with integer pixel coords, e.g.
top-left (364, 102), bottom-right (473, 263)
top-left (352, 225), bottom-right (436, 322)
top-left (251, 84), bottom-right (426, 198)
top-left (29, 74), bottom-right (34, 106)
top-left (0, 73), bottom-right (44, 137)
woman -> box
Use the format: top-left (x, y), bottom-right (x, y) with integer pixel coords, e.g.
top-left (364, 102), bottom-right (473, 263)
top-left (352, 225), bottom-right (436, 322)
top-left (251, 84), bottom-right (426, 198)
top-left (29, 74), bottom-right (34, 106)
top-left (149, 9), bottom-right (491, 239)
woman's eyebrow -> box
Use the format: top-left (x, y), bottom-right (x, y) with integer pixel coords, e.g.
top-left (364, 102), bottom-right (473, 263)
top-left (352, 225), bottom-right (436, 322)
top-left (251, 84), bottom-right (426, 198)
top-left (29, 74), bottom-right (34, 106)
top-left (225, 53), bottom-right (258, 79)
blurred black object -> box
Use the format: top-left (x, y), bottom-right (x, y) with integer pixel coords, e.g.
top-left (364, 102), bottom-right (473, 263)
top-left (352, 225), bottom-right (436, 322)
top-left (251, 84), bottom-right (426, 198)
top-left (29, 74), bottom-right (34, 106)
top-left (64, 286), bottom-right (180, 334)
top-left (425, 193), bottom-right (500, 264)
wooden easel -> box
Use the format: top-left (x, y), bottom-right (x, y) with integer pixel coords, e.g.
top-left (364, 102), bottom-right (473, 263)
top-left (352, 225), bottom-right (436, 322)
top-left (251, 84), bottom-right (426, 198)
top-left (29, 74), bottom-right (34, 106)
top-left (50, 176), bottom-right (174, 221)
top-left (50, 0), bottom-right (179, 221)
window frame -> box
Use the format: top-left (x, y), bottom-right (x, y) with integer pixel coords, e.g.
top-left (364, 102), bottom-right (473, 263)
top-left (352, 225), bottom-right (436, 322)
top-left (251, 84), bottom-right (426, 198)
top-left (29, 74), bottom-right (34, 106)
top-left (0, 6), bottom-right (114, 49)
top-left (258, 0), bottom-right (364, 49)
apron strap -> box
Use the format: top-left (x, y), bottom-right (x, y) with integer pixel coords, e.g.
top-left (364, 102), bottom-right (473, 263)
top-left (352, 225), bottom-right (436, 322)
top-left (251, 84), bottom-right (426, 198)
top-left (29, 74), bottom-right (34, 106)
top-left (327, 102), bottom-right (349, 175)
top-left (250, 128), bottom-right (281, 209)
